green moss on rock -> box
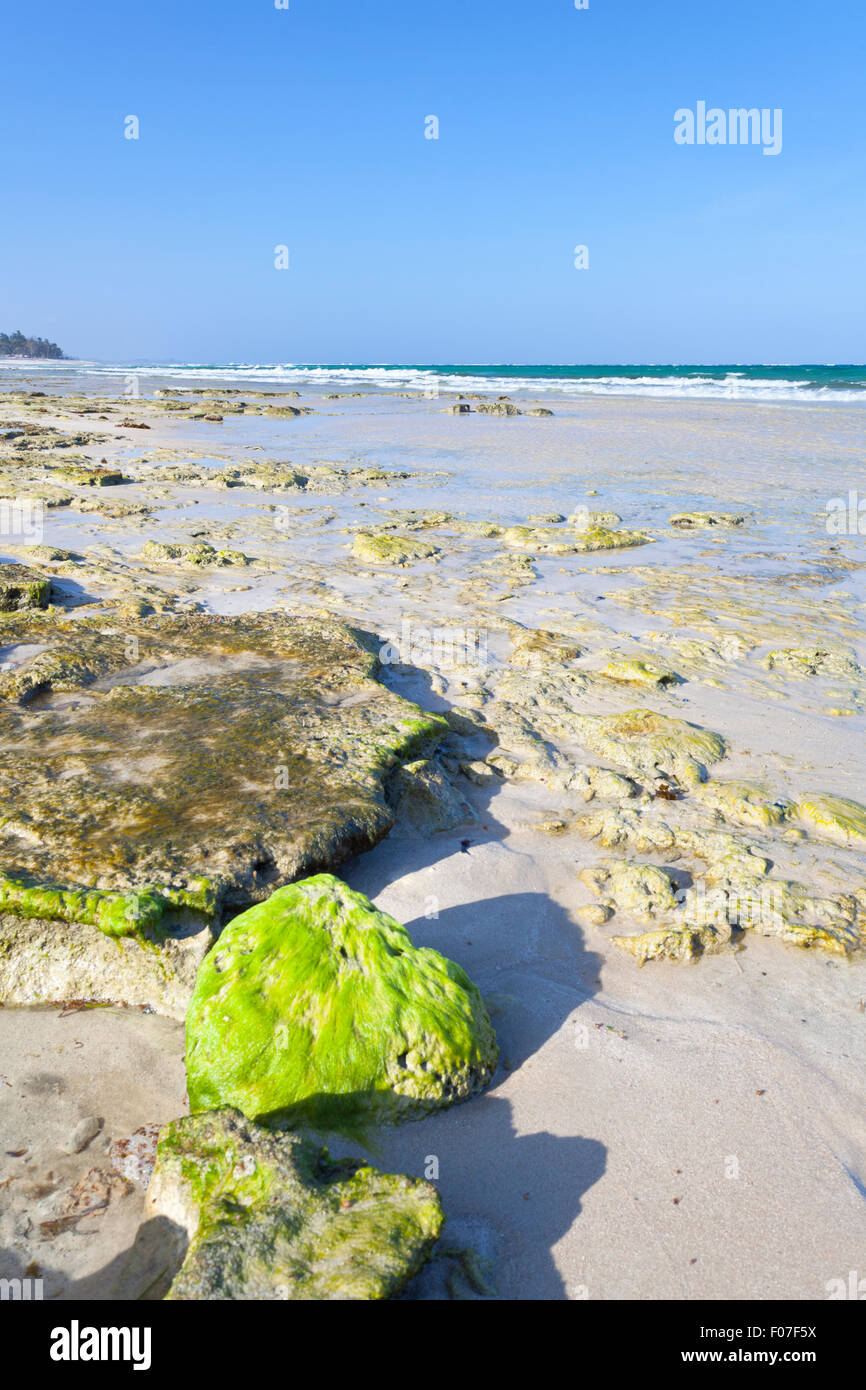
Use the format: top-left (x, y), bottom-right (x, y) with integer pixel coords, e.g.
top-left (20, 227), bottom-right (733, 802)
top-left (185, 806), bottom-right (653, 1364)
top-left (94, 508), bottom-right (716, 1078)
top-left (141, 541), bottom-right (251, 568)
top-left (352, 532), bottom-right (439, 566)
top-left (147, 1108), bottom-right (444, 1300)
top-left (185, 874), bottom-right (498, 1134)
top-left (0, 564), bottom-right (51, 612)
top-left (0, 612), bottom-right (448, 909)
top-left (669, 512), bottom-right (744, 529)
top-left (0, 873), bottom-right (165, 938)
top-left (612, 924), bottom-right (730, 964)
top-left (572, 708), bottom-right (727, 787)
top-left (601, 658), bottom-right (680, 687)
top-left (795, 793), bottom-right (866, 848)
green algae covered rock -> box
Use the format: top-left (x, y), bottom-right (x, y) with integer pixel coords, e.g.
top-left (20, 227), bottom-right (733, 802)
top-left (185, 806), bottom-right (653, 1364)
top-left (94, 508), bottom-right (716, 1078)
top-left (141, 540), bottom-right (250, 568)
top-left (501, 523), bottom-right (650, 555)
top-left (387, 758), bottom-right (475, 832)
top-left (510, 628), bottom-right (584, 669)
top-left (0, 873), bottom-right (165, 938)
top-left (764, 648), bottom-right (861, 680)
top-left (50, 462), bottom-right (125, 486)
top-left (794, 794), bottom-right (866, 849)
top-left (696, 780), bottom-right (793, 830)
top-left (0, 563), bottom-right (51, 611)
top-left (601, 657), bottom-right (680, 687)
top-left (579, 861), bottom-right (679, 923)
top-left (572, 708), bottom-right (727, 787)
top-left (0, 611), bottom-right (448, 912)
top-left (146, 1109), bottom-right (443, 1300)
top-left (611, 924), bottom-right (730, 965)
top-left (571, 524), bottom-right (652, 553)
top-left (185, 874), bottom-right (498, 1134)
top-left (669, 511), bottom-right (744, 530)
top-left (352, 531), bottom-right (439, 566)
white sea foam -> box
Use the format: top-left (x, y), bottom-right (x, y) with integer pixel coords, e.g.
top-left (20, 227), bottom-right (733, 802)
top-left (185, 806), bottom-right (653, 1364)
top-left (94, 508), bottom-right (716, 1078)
top-left (1, 359), bottom-right (864, 403)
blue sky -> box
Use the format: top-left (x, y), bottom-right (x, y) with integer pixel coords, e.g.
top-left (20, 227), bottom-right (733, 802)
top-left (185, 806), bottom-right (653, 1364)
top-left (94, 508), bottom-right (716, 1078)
top-left (1, 0), bottom-right (864, 363)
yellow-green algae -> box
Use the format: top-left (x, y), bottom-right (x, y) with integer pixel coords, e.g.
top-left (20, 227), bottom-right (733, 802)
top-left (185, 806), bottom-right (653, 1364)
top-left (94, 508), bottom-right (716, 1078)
top-left (0, 610), bottom-right (448, 909)
top-left (764, 648), bottom-right (861, 680)
top-left (601, 658), bottom-right (680, 687)
top-left (0, 872), bottom-right (217, 939)
top-left (794, 794), bottom-right (866, 849)
top-left (611, 924), bottom-right (730, 965)
top-left (386, 758), bottom-right (474, 832)
top-left (571, 709), bottom-right (727, 787)
top-left (147, 1108), bottom-right (443, 1300)
top-left (185, 874), bottom-right (498, 1135)
top-left (0, 873), bottom-right (164, 938)
top-left (510, 628), bottom-right (584, 668)
top-left (669, 511), bottom-right (744, 529)
top-left (579, 861), bottom-right (679, 923)
top-left (51, 462), bottom-right (125, 486)
top-left (679, 874), bottom-right (862, 954)
top-left (695, 780), bottom-right (793, 830)
top-left (141, 541), bottom-right (251, 568)
top-left (0, 564), bottom-right (51, 612)
top-left (501, 523), bottom-right (651, 555)
top-left (351, 531), bottom-right (439, 566)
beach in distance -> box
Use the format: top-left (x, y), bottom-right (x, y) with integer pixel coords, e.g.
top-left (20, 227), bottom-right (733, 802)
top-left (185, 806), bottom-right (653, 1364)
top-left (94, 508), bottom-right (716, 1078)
top-left (0, 359), bottom-right (864, 1301)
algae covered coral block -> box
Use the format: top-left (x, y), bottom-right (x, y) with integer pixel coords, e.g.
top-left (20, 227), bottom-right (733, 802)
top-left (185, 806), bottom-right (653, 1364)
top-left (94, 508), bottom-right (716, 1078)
top-left (572, 708), bottom-right (727, 787)
top-left (185, 873), bottom-right (498, 1134)
top-left (0, 610), bottom-right (449, 907)
top-left (794, 793), bottom-right (866, 849)
top-left (0, 563), bottom-right (51, 611)
top-left (351, 531), bottom-right (439, 565)
top-left (147, 1108), bottom-right (444, 1300)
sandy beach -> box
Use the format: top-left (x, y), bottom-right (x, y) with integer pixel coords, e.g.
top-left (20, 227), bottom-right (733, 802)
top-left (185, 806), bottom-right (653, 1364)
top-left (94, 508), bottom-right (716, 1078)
top-left (0, 366), bottom-right (864, 1301)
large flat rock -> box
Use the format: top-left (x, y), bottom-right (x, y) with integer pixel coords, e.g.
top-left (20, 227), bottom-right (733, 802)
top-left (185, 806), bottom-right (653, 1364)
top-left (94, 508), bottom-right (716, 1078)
top-left (0, 610), bottom-right (447, 1011)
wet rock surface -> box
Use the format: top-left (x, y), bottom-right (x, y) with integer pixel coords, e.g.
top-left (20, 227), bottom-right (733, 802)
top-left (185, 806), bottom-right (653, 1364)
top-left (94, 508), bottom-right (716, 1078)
top-left (0, 610), bottom-right (448, 1014)
top-left (0, 610), bottom-right (447, 915)
top-left (143, 1108), bottom-right (444, 1301)
top-left (0, 563), bottom-right (51, 611)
